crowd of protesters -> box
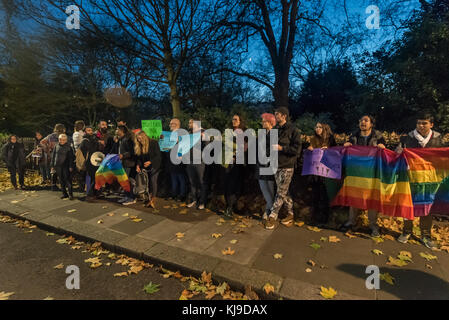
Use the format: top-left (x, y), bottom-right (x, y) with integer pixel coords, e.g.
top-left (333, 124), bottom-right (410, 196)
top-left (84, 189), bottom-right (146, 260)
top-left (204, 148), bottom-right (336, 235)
top-left (1, 108), bottom-right (447, 249)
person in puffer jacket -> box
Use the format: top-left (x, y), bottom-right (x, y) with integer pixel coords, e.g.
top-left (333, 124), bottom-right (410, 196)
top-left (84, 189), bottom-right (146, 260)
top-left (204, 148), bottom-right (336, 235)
top-left (51, 134), bottom-right (75, 200)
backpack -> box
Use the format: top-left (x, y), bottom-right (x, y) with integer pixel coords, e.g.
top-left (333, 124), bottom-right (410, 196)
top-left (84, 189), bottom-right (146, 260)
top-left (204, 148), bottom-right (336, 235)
top-left (134, 169), bottom-right (150, 200)
top-left (75, 138), bottom-right (89, 171)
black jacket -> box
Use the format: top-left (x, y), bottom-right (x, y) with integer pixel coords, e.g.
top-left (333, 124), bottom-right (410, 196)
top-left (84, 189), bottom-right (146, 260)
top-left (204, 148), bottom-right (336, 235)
top-left (137, 139), bottom-right (162, 172)
top-left (277, 122), bottom-right (302, 169)
top-left (118, 134), bottom-right (136, 168)
top-left (79, 134), bottom-right (101, 171)
top-left (398, 130), bottom-right (445, 149)
top-left (2, 142), bottom-right (26, 168)
top-left (51, 143), bottom-right (74, 168)
top-left (349, 130), bottom-right (385, 147)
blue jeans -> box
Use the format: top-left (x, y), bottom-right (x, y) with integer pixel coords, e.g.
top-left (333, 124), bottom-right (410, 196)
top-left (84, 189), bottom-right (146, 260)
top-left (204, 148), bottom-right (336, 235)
top-left (171, 172), bottom-right (186, 198)
top-left (258, 179), bottom-right (275, 215)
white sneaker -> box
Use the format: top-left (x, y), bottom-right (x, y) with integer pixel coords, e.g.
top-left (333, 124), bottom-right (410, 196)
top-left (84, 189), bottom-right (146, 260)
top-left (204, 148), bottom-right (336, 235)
top-left (123, 198), bottom-right (137, 206)
top-left (198, 204), bottom-right (205, 210)
top-left (187, 201), bottom-right (197, 208)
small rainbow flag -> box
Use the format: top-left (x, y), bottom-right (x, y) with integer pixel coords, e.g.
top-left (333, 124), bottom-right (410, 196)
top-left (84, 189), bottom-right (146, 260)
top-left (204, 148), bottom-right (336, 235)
top-left (331, 146), bottom-right (415, 219)
top-left (95, 154), bottom-right (131, 192)
top-left (403, 148), bottom-right (449, 216)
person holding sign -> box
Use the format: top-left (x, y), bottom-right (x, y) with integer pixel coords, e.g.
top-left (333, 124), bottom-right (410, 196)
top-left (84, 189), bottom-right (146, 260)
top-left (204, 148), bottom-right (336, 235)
top-left (185, 119), bottom-right (206, 209)
top-left (306, 123), bottom-right (336, 226)
top-left (165, 118), bottom-right (187, 202)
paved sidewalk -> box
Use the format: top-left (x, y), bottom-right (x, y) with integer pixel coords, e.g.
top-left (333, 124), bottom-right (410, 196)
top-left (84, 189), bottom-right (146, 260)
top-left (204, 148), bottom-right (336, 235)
top-left (1, 188), bottom-right (449, 300)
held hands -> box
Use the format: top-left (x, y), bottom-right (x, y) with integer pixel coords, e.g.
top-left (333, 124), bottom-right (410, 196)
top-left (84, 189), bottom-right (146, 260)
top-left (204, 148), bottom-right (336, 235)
top-left (136, 165), bottom-right (141, 173)
top-left (307, 146), bottom-right (314, 151)
top-left (343, 142), bottom-right (352, 147)
top-left (377, 144), bottom-right (386, 149)
top-left (144, 161), bottom-right (151, 167)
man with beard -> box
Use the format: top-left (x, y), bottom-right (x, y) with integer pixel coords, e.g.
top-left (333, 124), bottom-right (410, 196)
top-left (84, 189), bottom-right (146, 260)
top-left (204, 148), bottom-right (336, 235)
top-left (96, 120), bottom-right (110, 153)
top-left (78, 126), bottom-right (101, 200)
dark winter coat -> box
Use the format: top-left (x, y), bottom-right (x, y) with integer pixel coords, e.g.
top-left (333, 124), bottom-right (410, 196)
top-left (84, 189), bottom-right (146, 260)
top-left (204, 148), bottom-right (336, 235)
top-left (79, 134), bottom-right (101, 171)
top-left (398, 130), bottom-right (445, 149)
top-left (51, 143), bottom-right (75, 169)
top-left (349, 129), bottom-right (386, 147)
top-left (137, 139), bottom-right (162, 172)
top-left (277, 122), bottom-right (302, 169)
top-left (2, 142), bottom-right (26, 169)
top-left (118, 134), bottom-right (136, 168)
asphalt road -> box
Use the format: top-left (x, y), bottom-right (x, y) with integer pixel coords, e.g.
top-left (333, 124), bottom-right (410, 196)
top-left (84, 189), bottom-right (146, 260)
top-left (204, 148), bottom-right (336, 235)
top-left (0, 217), bottom-right (208, 300)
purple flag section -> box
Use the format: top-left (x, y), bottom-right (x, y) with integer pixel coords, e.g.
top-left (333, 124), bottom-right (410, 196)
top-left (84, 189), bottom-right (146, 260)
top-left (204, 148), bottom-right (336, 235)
top-left (301, 147), bottom-right (343, 179)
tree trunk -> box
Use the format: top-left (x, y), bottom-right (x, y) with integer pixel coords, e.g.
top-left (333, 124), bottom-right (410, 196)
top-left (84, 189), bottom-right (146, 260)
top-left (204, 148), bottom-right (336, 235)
top-left (273, 68), bottom-right (290, 107)
top-left (169, 83), bottom-right (182, 118)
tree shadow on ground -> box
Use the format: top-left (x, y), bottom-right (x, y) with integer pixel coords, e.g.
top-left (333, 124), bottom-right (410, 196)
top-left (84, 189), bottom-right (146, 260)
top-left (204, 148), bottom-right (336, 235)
top-left (337, 263), bottom-right (449, 300)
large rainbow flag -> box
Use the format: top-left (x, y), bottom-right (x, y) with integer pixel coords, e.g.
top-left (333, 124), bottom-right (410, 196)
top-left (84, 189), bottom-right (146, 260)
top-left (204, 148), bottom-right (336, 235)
top-left (95, 154), bottom-right (131, 192)
top-left (328, 146), bottom-right (449, 219)
top-left (403, 148), bottom-right (449, 216)
top-left (330, 146), bottom-right (414, 219)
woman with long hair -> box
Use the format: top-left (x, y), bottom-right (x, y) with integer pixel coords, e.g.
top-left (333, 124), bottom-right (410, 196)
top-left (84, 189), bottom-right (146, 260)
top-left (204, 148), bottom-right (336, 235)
top-left (135, 130), bottom-right (162, 208)
top-left (307, 122), bottom-right (336, 226)
top-left (222, 113), bottom-right (248, 219)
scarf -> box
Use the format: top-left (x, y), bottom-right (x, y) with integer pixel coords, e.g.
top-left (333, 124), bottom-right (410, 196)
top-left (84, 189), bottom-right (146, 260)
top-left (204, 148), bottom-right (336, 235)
top-left (413, 129), bottom-right (432, 148)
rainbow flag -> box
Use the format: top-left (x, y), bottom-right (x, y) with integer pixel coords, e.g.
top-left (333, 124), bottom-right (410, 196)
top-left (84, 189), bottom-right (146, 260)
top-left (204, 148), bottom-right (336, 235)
top-left (95, 154), bottom-right (131, 192)
top-left (330, 146), bottom-right (415, 219)
top-left (403, 148), bottom-right (449, 216)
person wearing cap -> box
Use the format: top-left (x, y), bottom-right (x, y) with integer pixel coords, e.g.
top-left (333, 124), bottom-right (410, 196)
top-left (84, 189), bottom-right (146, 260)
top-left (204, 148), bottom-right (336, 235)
top-left (265, 107), bottom-right (302, 230)
top-left (257, 113), bottom-right (277, 220)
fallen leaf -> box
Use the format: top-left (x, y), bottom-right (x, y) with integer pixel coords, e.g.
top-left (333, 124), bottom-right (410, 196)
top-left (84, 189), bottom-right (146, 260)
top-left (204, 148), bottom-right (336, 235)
top-left (295, 221), bottom-right (305, 227)
top-left (189, 281), bottom-right (207, 293)
top-left (122, 213), bottom-right (129, 217)
top-left (180, 289), bottom-right (194, 299)
top-left (310, 243), bottom-right (321, 250)
top-left (307, 226), bottom-right (322, 232)
top-left (307, 260), bottom-right (316, 267)
top-left (71, 245), bottom-right (81, 250)
top-left (380, 273), bottom-right (395, 285)
top-left (216, 282), bottom-right (228, 295)
top-left (387, 256), bottom-right (408, 267)
top-left (382, 234), bottom-right (395, 241)
top-left (176, 232), bottom-right (185, 239)
top-left (129, 215), bottom-right (138, 219)
top-left (53, 263), bottom-right (64, 269)
top-left (97, 220), bottom-right (104, 224)
top-left (67, 209), bottom-right (77, 213)
top-left (221, 247), bottom-right (235, 255)
top-left (106, 213), bottom-right (115, 217)
top-left (397, 251), bottom-right (413, 262)
top-left (426, 264), bottom-right (433, 270)
top-left (320, 237), bottom-right (328, 242)
top-left (372, 249), bottom-right (384, 256)
top-left (440, 246), bottom-right (449, 253)
top-left (179, 209), bottom-right (188, 215)
top-left (344, 232), bottom-right (357, 239)
top-left (143, 282), bottom-right (160, 294)
top-left (273, 253), bottom-right (283, 259)
top-left (320, 286), bottom-right (337, 299)
top-left (329, 235), bottom-right (341, 243)
top-left (230, 239), bottom-right (238, 244)
top-left (212, 233), bottom-right (222, 239)
top-left (129, 265), bottom-right (144, 274)
top-left (263, 283), bottom-right (275, 295)
top-left (420, 252), bottom-right (437, 261)
top-left (102, 206), bottom-right (108, 209)
top-left (205, 290), bottom-right (216, 300)
top-left (0, 291), bottom-right (15, 300)
top-left (46, 232), bottom-right (55, 236)
top-left (305, 268), bottom-right (312, 273)
top-left (372, 237), bottom-right (384, 244)
top-left (131, 218), bottom-right (142, 223)
top-left (114, 272), bottom-right (128, 277)
top-left (43, 296), bottom-right (54, 300)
